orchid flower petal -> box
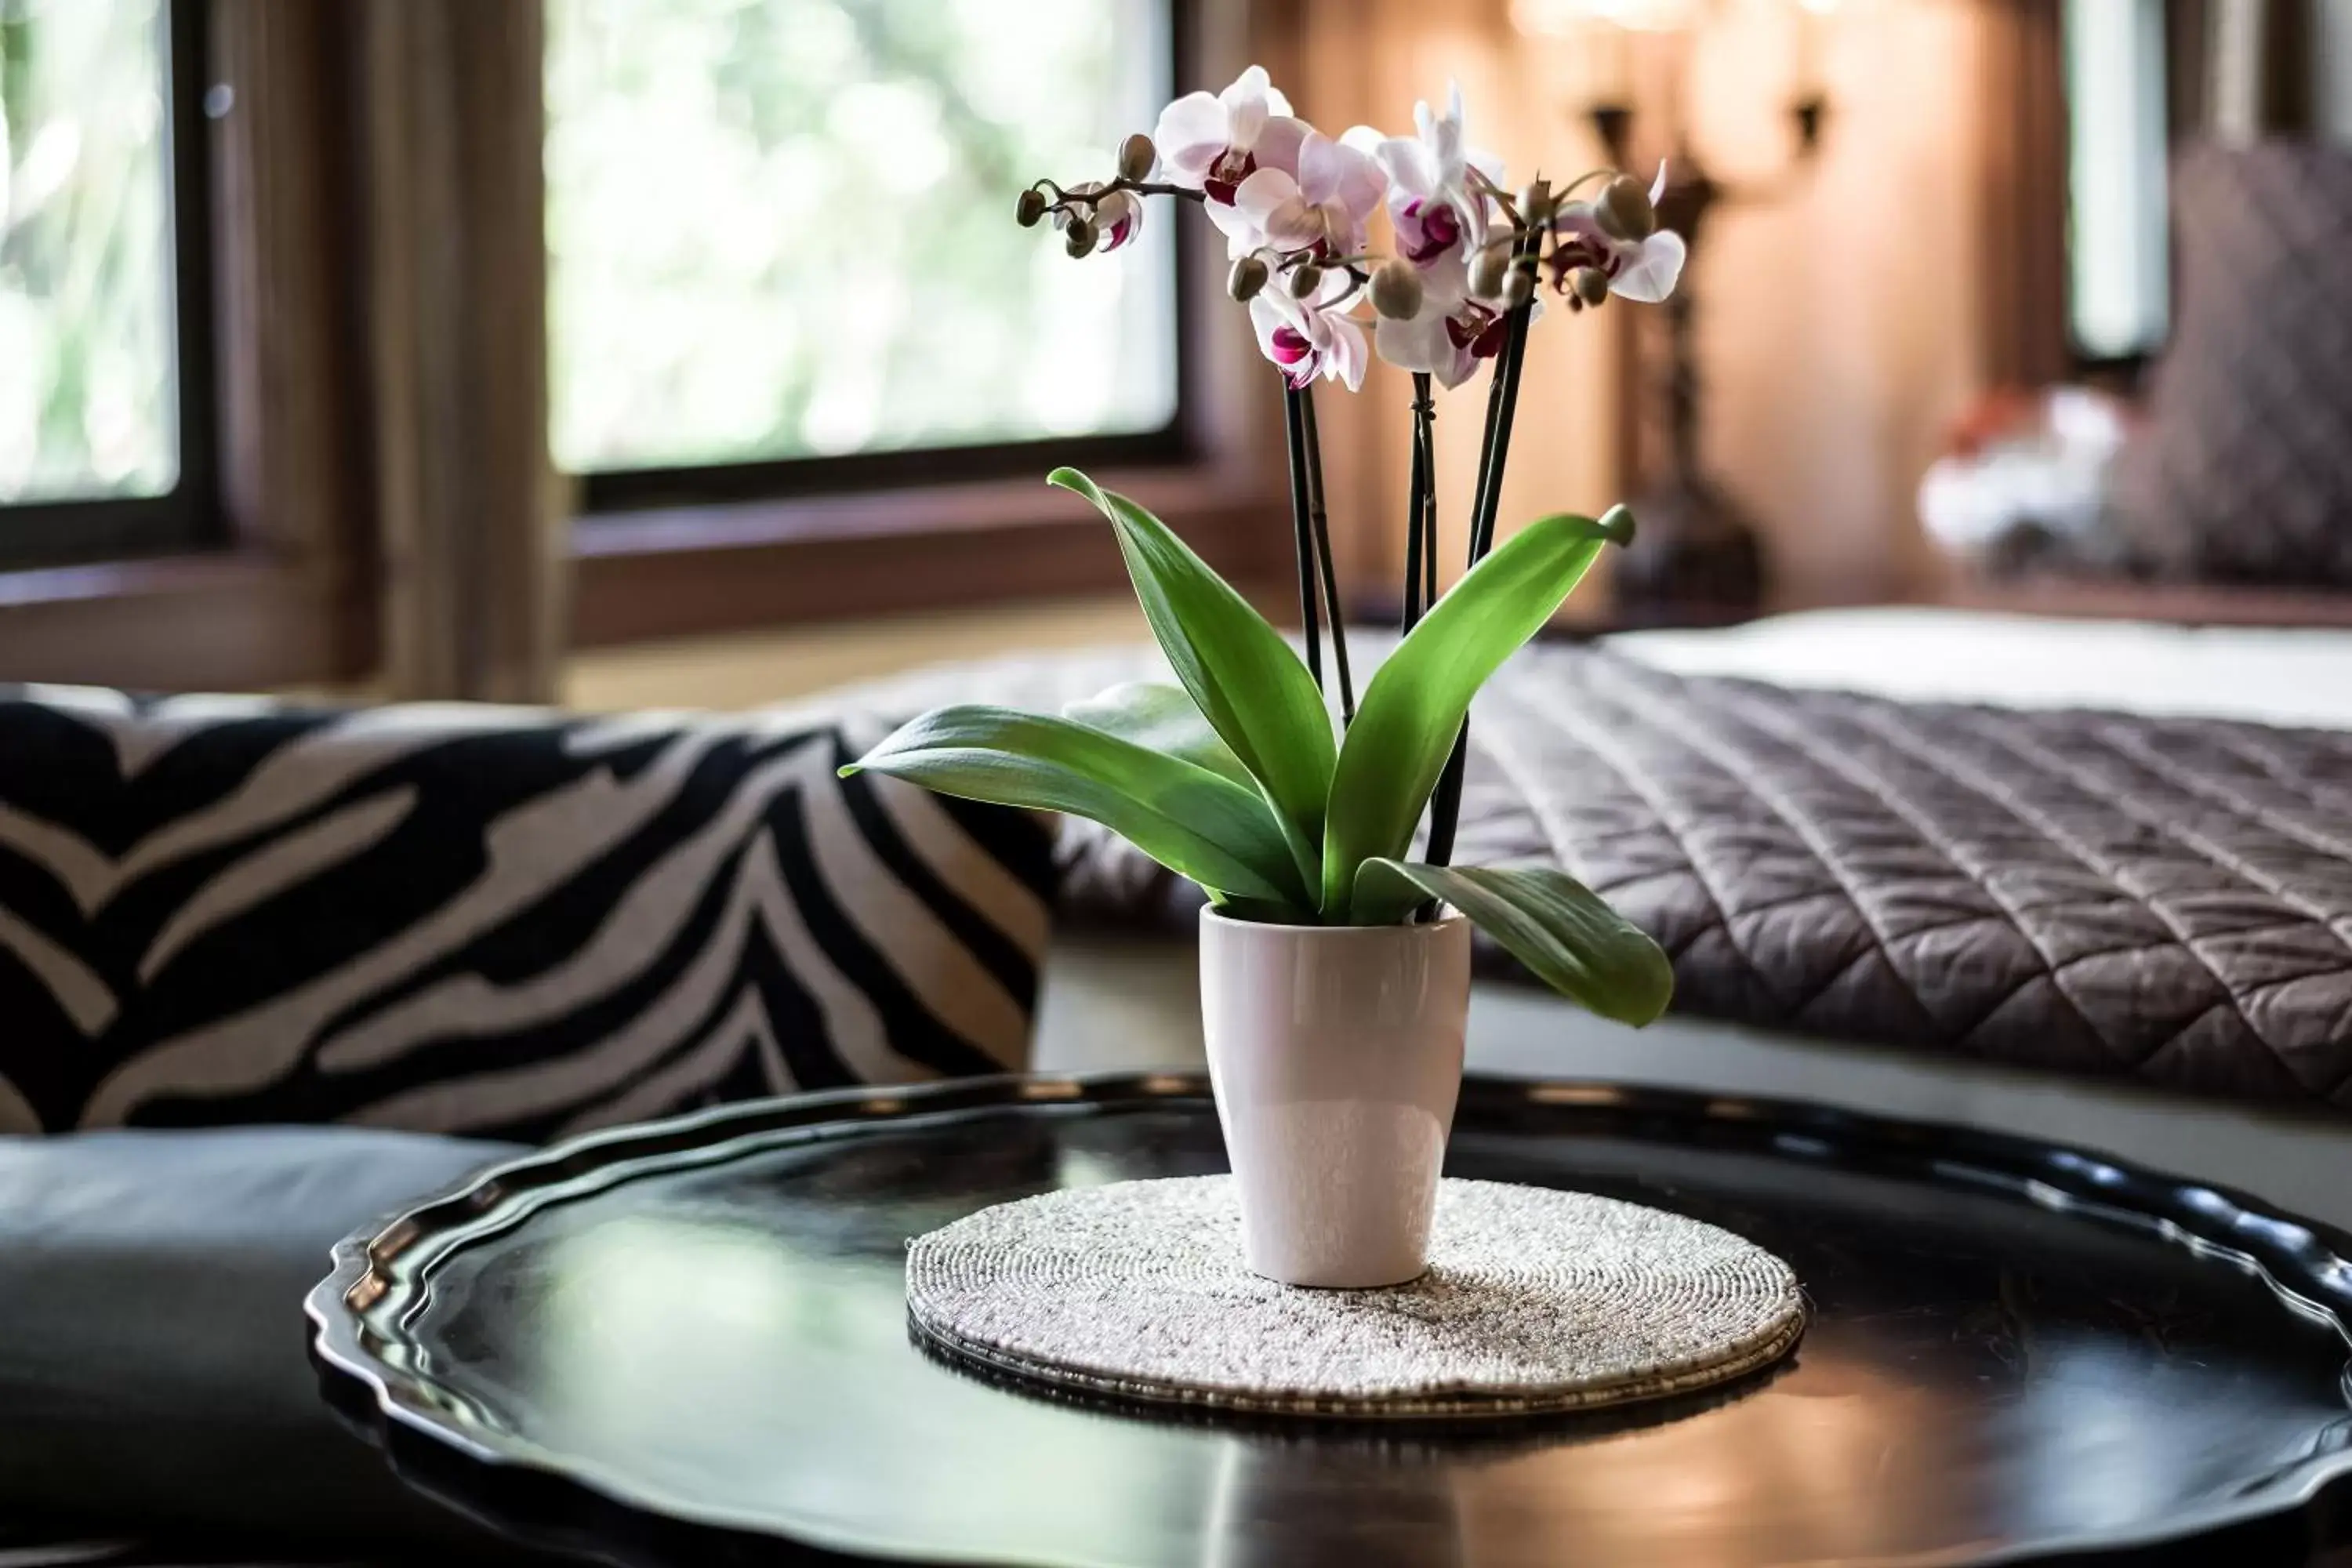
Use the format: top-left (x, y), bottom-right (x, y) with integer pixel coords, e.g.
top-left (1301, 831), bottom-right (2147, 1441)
top-left (1648, 159), bottom-right (1670, 205)
top-left (1152, 91), bottom-right (1229, 181)
top-left (1293, 132), bottom-right (1345, 206)
top-left (1325, 312), bottom-right (1370, 391)
top-left (1204, 192), bottom-right (1268, 256)
top-left (1374, 135), bottom-right (1442, 200)
top-left (1374, 310), bottom-right (1458, 376)
top-left (1232, 165), bottom-right (1301, 224)
top-left (1220, 66), bottom-right (1273, 150)
top-left (1609, 228), bottom-right (1686, 303)
top-left (1252, 115), bottom-right (1309, 179)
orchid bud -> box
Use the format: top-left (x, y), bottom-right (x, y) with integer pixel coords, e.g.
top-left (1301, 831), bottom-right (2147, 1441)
top-left (1571, 266), bottom-right (1610, 307)
top-left (1116, 132), bottom-right (1157, 183)
top-left (1518, 179), bottom-right (1556, 227)
top-left (1498, 264), bottom-right (1535, 311)
top-left (1227, 254), bottom-right (1269, 302)
top-left (1467, 242), bottom-right (1511, 302)
top-left (1015, 189), bottom-right (1048, 228)
top-left (1065, 218), bottom-right (1098, 258)
top-left (1287, 263), bottom-right (1324, 299)
top-left (1596, 174), bottom-right (1657, 241)
top-left (1369, 258), bottom-right (1424, 321)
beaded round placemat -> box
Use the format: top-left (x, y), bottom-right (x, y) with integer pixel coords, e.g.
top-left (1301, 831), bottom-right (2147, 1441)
top-left (905, 1176), bottom-right (1805, 1418)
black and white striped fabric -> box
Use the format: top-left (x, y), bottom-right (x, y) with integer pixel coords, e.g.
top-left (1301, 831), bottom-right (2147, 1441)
top-left (0, 687), bottom-right (1054, 1140)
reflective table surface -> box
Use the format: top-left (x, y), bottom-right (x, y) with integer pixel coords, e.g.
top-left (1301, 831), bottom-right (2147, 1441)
top-left (310, 1074), bottom-right (2352, 1566)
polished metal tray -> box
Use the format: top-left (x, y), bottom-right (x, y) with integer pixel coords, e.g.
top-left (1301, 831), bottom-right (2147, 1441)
top-left (309, 1072), bottom-right (2352, 1566)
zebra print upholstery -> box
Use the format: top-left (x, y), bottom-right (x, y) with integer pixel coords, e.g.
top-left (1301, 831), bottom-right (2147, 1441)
top-left (0, 688), bottom-right (1055, 1139)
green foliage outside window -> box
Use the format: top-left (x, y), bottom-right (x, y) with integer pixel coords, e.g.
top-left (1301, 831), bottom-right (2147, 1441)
top-left (546, 0), bottom-right (1178, 475)
top-left (0, 0), bottom-right (177, 505)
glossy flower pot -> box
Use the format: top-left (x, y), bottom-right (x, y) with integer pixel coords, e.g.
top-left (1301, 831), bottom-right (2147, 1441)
top-left (1198, 906), bottom-right (1472, 1288)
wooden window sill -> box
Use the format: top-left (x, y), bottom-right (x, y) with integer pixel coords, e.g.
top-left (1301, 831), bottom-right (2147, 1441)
top-left (0, 553), bottom-right (360, 692)
top-left (570, 463), bottom-right (1287, 648)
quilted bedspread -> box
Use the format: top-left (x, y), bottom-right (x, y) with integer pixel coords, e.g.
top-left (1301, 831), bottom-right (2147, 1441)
top-left (836, 641), bottom-right (2352, 1113)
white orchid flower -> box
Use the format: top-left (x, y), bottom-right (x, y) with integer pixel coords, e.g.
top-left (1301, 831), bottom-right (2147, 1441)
top-left (1220, 132), bottom-right (1385, 262)
top-left (1249, 272), bottom-right (1370, 392)
top-left (1372, 249), bottom-right (1526, 389)
top-left (1346, 84), bottom-right (1502, 267)
top-left (1552, 162), bottom-right (1687, 304)
top-left (1152, 66), bottom-right (1309, 210)
top-left (1060, 183), bottom-right (1145, 251)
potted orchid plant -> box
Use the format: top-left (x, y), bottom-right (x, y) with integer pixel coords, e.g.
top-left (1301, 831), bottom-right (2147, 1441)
top-left (847, 67), bottom-right (1684, 1289)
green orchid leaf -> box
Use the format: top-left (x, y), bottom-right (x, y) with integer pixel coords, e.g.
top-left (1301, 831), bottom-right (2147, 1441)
top-left (1356, 859), bottom-right (1673, 1026)
top-left (1048, 468), bottom-right (1334, 894)
top-left (1063, 682), bottom-right (1254, 791)
top-left (1320, 507), bottom-right (1628, 916)
top-left (845, 706), bottom-right (1308, 910)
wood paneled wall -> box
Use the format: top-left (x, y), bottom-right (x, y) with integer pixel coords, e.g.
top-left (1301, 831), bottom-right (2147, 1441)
top-left (1287, 0), bottom-right (2031, 613)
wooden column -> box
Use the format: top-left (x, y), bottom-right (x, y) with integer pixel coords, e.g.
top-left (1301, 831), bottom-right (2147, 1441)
top-left (1976, 0), bottom-right (2071, 389)
top-left (208, 0), bottom-right (373, 681)
top-left (362, 0), bottom-right (564, 702)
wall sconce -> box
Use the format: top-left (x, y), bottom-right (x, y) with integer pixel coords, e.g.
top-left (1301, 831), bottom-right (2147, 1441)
top-left (1514, 0), bottom-right (1839, 626)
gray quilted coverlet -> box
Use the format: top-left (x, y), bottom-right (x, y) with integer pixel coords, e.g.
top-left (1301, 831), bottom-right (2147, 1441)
top-left (837, 643), bottom-right (2352, 1112)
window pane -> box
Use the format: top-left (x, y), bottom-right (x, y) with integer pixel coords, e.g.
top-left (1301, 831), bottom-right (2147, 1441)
top-left (546, 0), bottom-right (1178, 476)
top-left (2064, 0), bottom-right (2169, 360)
top-left (0, 0), bottom-right (179, 503)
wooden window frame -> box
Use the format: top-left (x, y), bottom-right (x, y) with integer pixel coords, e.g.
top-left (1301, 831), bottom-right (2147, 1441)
top-left (568, 0), bottom-right (1293, 650)
top-left (0, 0), bottom-right (222, 565)
top-left (0, 0), bottom-right (1294, 693)
top-left (0, 0), bottom-right (372, 691)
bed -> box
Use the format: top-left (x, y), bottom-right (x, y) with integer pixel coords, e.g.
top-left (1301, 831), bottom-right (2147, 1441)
top-left (831, 607), bottom-right (2352, 1228)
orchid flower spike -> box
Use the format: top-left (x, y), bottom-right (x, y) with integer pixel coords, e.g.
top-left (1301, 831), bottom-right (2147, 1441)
top-left (1054, 183), bottom-right (1145, 252)
top-left (1552, 162), bottom-right (1686, 305)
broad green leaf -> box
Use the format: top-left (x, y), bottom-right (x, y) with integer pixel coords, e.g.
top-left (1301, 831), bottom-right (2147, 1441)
top-left (1356, 860), bottom-right (1673, 1025)
top-left (1049, 468), bottom-right (1334, 893)
top-left (845, 706), bottom-right (1309, 910)
top-left (1063, 682), bottom-right (1254, 790)
top-left (1320, 508), bottom-right (1629, 916)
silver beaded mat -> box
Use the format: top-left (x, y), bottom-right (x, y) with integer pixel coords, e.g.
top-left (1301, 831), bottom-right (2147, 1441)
top-left (905, 1176), bottom-right (1805, 1418)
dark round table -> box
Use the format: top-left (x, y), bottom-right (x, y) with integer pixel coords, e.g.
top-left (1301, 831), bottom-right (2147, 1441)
top-left (308, 1073), bottom-right (2352, 1566)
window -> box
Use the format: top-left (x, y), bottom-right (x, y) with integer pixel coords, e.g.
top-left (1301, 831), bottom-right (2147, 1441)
top-left (545, 0), bottom-right (1182, 512)
top-left (0, 0), bottom-right (212, 561)
top-left (2063, 0), bottom-right (2169, 364)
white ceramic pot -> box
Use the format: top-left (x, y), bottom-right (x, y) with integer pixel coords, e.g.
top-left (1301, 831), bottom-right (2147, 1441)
top-left (1198, 906), bottom-right (1472, 1289)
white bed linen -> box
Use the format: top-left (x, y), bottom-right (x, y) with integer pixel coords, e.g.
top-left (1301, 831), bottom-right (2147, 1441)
top-left (1609, 607), bottom-right (2352, 730)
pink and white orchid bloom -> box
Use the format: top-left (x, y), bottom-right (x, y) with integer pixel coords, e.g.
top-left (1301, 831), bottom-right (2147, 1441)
top-left (1372, 249), bottom-right (1523, 389)
top-left (1346, 84), bottom-right (1501, 268)
top-left (1220, 131), bottom-right (1385, 261)
top-left (1151, 66), bottom-right (1308, 212)
top-left (1552, 163), bottom-right (1687, 304)
top-left (1061, 183), bottom-right (1144, 251)
top-left (1249, 274), bottom-right (1370, 392)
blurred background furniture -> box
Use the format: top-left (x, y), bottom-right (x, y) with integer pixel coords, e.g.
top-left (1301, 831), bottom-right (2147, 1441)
top-left (0, 686), bottom-right (1054, 1138)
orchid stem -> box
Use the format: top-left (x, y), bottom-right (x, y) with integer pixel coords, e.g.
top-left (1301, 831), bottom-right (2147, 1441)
top-left (1425, 233), bottom-right (1540, 872)
top-left (1403, 382), bottom-right (1428, 632)
top-left (1281, 383), bottom-right (1324, 694)
top-left (1421, 395), bottom-right (1439, 616)
top-left (1299, 387), bottom-right (1355, 725)
top-left (1404, 373), bottom-right (1435, 631)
